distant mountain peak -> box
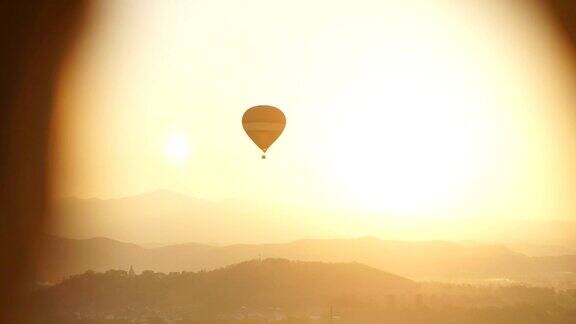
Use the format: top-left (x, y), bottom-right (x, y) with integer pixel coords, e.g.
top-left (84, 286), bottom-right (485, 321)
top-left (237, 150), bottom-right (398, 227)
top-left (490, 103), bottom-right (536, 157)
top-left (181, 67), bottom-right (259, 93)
top-left (132, 189), bottom-right (195, 199)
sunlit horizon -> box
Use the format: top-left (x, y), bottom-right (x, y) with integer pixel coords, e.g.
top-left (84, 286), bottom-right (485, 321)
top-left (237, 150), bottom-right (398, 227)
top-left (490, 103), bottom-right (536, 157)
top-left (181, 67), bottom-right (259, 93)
top-left (50, 0), bottom-right (576, 244)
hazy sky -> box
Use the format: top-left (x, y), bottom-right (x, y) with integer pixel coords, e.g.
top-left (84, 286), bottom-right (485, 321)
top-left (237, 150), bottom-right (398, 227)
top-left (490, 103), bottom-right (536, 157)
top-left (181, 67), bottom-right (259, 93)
top-left (52, 0), bottom-right (576, 230)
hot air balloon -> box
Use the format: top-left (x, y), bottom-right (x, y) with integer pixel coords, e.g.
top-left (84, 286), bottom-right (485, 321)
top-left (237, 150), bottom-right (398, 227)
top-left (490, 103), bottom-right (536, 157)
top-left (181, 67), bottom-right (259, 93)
top-left (242, 105), bottom-right (286, 159)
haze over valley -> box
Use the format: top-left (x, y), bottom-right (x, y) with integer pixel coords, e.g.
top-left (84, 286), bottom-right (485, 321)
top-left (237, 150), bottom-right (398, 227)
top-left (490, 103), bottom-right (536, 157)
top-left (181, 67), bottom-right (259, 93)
top-left (49, 190), bottom-right (576, 248)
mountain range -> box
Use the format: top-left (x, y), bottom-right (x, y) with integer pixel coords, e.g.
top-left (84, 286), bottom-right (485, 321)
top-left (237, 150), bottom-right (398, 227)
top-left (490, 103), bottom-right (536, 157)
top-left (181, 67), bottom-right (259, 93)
top-left (42, 190), bottom-right (576, 286)
top-left (49, 190), bottom-right (343, 244)
top-left (38, 235), bottom-right (576, 286)
top-left (49, 190), bottom-right (576, 248)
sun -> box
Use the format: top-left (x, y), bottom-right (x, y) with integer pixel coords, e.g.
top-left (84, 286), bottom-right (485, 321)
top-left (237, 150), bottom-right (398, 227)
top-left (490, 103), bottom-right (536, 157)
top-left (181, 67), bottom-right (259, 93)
top-left (164, 132), bottom-right (192, 164)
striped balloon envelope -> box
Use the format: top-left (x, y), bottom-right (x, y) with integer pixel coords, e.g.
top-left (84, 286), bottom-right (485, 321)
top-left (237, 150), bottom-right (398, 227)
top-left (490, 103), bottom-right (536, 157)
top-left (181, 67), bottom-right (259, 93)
top-left (242, 105), bottom-right (286, 159)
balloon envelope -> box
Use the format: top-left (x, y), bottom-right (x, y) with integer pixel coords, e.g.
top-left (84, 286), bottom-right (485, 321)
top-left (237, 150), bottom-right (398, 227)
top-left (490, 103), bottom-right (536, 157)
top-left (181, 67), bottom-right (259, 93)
top-left (242, 105), bottom-right (286, 156)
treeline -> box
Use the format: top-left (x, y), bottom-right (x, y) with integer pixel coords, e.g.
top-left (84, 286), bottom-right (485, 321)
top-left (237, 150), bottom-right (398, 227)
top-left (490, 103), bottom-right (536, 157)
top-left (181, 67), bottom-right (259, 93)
top-left (27, 259), bottom-right (576, 323)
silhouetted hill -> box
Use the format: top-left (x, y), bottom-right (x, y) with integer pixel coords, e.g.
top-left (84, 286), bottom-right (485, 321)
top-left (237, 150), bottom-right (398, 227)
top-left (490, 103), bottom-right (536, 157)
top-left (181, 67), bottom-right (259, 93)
top-left (38, 236), bottom-right (576, 287)
top-left (33, 259), bottom-right (416, 317)
top-left (30, 259), bottom-right (576, 324)
top-left (39, 235), bottom-right (146, 281)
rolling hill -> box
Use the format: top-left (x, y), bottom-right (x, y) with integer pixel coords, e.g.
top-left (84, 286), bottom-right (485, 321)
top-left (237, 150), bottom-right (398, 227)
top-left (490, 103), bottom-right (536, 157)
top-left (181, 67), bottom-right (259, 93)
top-left (49, 190), bottom-right (576, 248)
top-left (32, 259), bottom-right (418, 322)
top-left (37, 235), bottom-right (576, 285)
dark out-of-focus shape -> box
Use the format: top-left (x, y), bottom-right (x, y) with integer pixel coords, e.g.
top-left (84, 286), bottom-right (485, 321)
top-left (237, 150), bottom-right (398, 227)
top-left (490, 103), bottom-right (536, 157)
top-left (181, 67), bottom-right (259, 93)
top-left (546, 0), bottom-right (576, 51)
top-left (0, 1), bottom-right (87, 322)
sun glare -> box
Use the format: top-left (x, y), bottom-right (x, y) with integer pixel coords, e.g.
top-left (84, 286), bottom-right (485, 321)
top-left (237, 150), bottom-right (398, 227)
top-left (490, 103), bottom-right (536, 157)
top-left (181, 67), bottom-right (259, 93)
top-left (165, 132), bottom-right (192, 164)
top-left (53, 0), bottom-right (576, 228)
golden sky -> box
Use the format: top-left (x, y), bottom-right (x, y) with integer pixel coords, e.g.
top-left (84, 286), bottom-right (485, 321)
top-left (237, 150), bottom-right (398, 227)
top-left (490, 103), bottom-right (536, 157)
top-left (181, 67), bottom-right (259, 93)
top-left (52, 0), bottom-right (576, 231)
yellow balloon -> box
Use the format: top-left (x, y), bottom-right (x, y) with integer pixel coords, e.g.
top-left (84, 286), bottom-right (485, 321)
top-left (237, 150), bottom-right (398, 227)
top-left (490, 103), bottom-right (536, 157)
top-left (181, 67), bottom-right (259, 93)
top-left (242, 105), bottom-right (286, 159)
